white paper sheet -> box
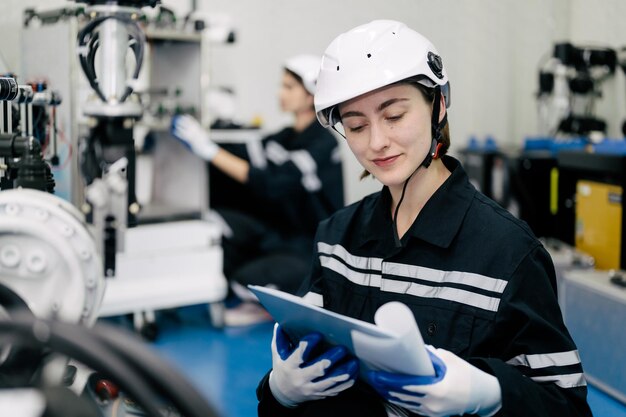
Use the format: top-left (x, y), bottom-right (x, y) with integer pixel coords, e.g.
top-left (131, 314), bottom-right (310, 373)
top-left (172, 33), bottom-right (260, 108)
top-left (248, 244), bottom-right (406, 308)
top-left (351, 301), bottom-right (434, 375)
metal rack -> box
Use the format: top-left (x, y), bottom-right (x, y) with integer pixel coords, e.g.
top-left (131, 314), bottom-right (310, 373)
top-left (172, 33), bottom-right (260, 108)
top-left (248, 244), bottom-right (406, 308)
top-left (21, 6), bottom-right (228, 335)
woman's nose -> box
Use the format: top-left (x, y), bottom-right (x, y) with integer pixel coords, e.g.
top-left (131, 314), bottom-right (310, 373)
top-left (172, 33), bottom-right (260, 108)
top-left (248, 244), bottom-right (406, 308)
top-left (369, 122), bottom-right (390, 151)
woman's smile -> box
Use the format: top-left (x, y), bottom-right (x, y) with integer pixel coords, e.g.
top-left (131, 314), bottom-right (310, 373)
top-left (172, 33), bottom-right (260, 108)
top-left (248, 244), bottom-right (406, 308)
top-left (372, 154), bottom-right (400, 167)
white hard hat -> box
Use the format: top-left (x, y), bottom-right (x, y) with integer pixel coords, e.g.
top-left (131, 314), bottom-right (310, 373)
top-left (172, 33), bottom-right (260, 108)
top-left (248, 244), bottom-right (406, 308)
top-left (284, 54), bottom-right (322, 95)
top-left (315, 20), bottom-right (450, 127)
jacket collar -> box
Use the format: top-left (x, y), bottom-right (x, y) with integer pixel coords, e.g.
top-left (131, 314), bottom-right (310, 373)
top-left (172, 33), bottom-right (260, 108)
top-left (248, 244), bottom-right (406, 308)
top-left (358, 156), bottom-right (475, 249)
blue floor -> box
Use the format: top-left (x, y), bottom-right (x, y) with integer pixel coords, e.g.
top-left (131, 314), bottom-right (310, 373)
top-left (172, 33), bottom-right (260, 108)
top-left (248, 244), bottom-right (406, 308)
top-left (148, 305), bottom-right (274, 417)
top-left (124, 304), bottom-right (626, 417)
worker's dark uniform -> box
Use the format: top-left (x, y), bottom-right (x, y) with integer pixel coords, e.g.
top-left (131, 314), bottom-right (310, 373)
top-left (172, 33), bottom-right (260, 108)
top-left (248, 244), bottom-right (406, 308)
top-left (257, 156), bottom-right (592, 416)
top-left (217, 121), bottom-right (344, 294)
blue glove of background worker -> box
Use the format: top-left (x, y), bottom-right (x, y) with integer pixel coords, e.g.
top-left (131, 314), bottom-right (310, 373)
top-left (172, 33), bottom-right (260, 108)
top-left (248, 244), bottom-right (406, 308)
top-left (170, 115), bottom-right (219, 161)
top-left (367, 345), bottom-right (502, 417)
top-left (269, 323), bottom-right (359, 408)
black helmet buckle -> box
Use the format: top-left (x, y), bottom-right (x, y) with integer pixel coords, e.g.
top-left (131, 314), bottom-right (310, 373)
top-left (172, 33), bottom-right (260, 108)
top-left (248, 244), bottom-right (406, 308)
top-left (427, 52), bottom-right (444, 79)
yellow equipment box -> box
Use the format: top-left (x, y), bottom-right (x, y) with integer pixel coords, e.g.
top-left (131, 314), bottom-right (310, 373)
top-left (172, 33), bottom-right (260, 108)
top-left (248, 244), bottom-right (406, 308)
top-left (575, 180), bottom-right (622, 270)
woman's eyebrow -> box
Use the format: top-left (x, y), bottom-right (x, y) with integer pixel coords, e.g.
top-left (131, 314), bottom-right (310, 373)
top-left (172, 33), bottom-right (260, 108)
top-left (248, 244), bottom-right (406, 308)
top-left (377, 97), bottom-right (409, 112)
top-left (340, 97), bottom-right (409, 120)
top-left (339, 110), bottom-right (365, 119)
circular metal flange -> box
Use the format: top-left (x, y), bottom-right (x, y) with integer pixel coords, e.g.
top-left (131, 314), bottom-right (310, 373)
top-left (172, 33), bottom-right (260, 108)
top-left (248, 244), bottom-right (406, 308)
top-left (0, 189), bottom-right (104, 326)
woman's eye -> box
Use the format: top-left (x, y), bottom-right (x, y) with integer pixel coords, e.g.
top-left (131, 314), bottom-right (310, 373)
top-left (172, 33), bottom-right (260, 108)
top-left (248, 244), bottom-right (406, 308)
top-left (386, 113), bottom-right (404, 122)
top-left (347, 125), bottom-right (365, 133)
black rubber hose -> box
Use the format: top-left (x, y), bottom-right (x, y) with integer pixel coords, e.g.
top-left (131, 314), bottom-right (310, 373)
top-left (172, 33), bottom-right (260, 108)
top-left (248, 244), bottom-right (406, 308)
top-left (0, 315), bottom-right (165, 417)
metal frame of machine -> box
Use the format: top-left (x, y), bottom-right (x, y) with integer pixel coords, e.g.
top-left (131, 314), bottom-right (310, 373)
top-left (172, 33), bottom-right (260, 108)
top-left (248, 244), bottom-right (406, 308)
top-left (20, 3), bottom-right (228, 335)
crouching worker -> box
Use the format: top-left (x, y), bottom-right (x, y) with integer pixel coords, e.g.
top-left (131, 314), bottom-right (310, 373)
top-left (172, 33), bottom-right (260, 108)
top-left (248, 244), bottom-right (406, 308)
top-left (256, 19), bottom-right (592, 417)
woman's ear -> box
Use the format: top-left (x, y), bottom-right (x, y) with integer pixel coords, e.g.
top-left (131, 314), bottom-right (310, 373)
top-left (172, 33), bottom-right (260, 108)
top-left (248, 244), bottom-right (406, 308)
top-left (438, 93), bottom-right (446, 123)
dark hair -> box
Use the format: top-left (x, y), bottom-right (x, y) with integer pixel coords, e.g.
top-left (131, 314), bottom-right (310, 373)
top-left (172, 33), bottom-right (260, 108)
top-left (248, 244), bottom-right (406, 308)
top-left (358, 80), bottom-right (451, 179)
top-left (284, 68), bottom-right (304, 86)
top-left (405, 81), bottom-right (450, 157)
top-left (284, 68), bottom-right (314, 110)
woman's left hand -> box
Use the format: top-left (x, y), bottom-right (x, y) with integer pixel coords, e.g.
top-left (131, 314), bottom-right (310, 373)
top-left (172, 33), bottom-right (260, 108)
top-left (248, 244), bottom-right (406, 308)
top-left (367, 346), bottom-right (502, 417)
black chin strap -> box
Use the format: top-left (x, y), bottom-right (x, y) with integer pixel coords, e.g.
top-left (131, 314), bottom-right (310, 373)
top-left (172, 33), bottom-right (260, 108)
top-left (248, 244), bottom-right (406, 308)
top-left (420, 85), bottom-right (446, 169)
top-left (392, 85), bottom-right (447, 247)
top-left (392, 171), bottom-right (414, 247)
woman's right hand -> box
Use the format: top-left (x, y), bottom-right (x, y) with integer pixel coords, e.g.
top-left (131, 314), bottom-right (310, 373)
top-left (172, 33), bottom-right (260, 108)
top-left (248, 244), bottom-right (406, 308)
top-left (171, 115), bottom-right (219, 161)
top-left (268, 323), bottom-right (359, 408)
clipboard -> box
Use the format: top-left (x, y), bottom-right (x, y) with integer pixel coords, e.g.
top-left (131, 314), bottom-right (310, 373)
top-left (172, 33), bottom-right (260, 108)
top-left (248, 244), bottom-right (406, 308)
top-left (249, 285), bottom-right (434, 376)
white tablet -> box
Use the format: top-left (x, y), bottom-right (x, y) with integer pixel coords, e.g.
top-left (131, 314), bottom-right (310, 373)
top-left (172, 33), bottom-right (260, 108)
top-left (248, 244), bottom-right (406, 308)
top-left (249, 285), bottom-right (434, 376)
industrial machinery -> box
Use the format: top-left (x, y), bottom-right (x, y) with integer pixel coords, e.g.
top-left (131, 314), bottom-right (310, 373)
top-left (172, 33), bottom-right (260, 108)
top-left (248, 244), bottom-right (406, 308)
top-left (556, 149), bottom-right (626, 270)
top-left (537, 42), bottom-right (617, 138)
top-left (0, 77), bottom-right (58, 194)
top-left (458, 137), bottom-right (521, 220)
top-left (0, 78), bottom-right (107, 414)
top-left (618, 47), bottom-right (626, 137)
top-left (539, 237), bottom-right (594, 307)
top-left (458, 137), bottom-right (561, 239)
top-left (0, 79), bottom-right (104, 327)
top-left (0, 3), bottom-right (223, 416)
top-left (22, 1), bottom-right (228, 336)
top-left (561, 268), bottom-right (626, 405)
top-left (0, 75), bottom-right (102, 326)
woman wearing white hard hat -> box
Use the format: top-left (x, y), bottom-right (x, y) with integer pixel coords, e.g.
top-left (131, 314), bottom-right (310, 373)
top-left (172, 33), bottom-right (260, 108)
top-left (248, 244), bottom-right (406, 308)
top-left (257, 20), bottom-right (592, 417)
top-left (172, 54), bottom-right (344, 326)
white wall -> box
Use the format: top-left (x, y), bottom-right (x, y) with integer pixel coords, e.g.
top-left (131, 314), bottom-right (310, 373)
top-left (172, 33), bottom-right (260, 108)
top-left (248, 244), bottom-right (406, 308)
top-left (199, 0), bottom-right (626, 203)
top-left (2, 0), bottom-right (626, 204)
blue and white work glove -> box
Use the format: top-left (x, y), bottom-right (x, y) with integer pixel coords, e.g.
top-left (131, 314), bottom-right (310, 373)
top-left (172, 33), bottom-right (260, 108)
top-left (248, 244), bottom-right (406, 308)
top-left (170, 115), bottom-right (219, 161)
top-left (367, 345), bottom-right (502, 417)
top-left (269, 323), bottom-right (359, 408)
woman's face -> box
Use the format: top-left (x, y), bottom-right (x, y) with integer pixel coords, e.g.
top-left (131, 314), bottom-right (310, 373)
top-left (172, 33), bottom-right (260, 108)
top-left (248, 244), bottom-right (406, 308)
top-left (279, 71), bottom-right (313, 114)
top-left (338, 83), bottom-right (433, 188)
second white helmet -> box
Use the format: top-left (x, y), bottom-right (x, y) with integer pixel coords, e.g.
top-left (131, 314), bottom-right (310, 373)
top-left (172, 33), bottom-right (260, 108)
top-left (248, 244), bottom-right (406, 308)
top-left (315, 20), bottom-right (451, 127)
top-left (284, 54), bottom-right (322, 95)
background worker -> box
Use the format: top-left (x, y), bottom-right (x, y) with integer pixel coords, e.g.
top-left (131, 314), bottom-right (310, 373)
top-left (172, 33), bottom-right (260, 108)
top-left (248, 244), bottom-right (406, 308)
top-left (172, 54), bottom-right (344, 326)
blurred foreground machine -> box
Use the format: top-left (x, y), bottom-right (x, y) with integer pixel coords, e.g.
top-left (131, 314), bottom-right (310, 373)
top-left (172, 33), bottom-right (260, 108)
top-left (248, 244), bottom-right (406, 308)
top-left (0, 77), bottom-right (104, 325)
top-left (21, 2), bottom-right (228, 335)
top-left (0, 4), bottom-right (222, 417)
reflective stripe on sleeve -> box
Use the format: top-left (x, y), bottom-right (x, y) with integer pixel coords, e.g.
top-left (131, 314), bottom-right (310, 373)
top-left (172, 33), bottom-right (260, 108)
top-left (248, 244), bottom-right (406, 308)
top-left (246, 140), bottom-right (267, 168)
top-left (530, 373), bottom-right (587, 388)
top-left (506, 350), bottom-right (582, 369)
top-left (264, 142), bottom-right (322, 192)
top-left (265, 141), bottom-right (290, 165)
top-left (507, 350), bottom-right (586, 388)
top-left (290, 150), bottom-right (321, 192)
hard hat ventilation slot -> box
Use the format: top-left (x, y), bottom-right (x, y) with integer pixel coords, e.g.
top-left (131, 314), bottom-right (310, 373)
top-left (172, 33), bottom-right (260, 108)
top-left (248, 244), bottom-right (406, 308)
top-left (336, 66), bottom-right (340, 71)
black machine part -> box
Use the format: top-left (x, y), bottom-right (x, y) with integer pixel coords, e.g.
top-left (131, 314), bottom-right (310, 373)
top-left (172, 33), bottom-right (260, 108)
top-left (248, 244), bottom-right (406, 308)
top-left (0, 78), bottom-right (18, 102)
top-left (79, 118), bottom-right (137, 228)
top-left (0, 133), bottom-right (54, 193)
top-left (553, 42), bottom-right (618, 72)
top-left (73, 0), bottom-right (161, 6)
top-left (0, 313), bottom-right (220, 417)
